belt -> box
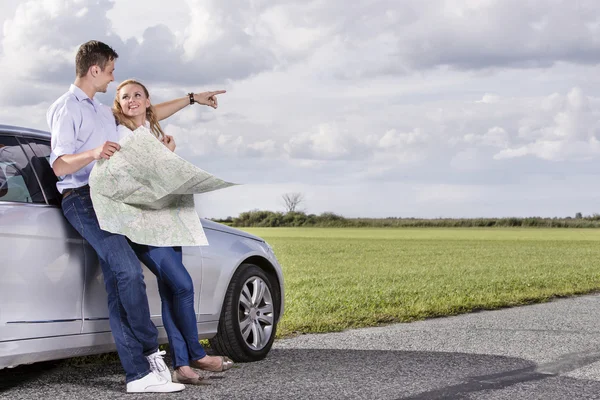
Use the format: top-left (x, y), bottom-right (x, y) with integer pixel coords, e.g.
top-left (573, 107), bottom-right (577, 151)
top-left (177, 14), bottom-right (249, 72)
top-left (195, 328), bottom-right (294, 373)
top-left (62, 184), bottom-right (89, 199)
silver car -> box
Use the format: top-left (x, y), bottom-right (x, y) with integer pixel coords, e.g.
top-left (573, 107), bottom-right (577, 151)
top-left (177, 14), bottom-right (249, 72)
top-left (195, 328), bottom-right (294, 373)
top-left (0, 124), bottom-right (284, 369)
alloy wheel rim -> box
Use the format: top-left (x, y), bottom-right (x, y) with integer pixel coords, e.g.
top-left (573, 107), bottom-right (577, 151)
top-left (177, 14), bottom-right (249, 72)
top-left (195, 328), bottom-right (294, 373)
top-left (238, 276), bottom-right (274, 350)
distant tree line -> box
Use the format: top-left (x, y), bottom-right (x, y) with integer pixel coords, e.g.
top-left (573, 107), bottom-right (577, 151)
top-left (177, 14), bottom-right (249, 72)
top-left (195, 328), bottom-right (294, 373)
top-left (210, 211), bottom-right (600, 228)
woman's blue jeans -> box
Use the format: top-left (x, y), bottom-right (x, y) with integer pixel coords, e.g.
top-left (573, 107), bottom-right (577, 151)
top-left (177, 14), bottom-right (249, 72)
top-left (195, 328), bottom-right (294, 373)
top-left (129, 244), bottom-right (207, 368)
top-left (61, 186), bottom-right (158, 383)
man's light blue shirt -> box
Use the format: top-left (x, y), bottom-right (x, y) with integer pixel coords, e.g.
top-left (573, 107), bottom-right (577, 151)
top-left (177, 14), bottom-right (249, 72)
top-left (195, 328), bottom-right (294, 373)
top-left (47, 84), bottom-right (118, 193)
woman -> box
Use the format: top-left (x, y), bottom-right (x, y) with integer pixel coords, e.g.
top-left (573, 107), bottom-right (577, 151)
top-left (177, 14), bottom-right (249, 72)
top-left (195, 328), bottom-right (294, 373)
top-left (112, 79), bottom-right (232, 384)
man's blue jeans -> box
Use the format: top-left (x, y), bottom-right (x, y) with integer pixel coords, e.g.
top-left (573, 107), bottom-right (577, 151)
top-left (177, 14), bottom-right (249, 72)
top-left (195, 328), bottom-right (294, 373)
top-left (129, 244), bottom-right (207, 368)
top-left (62, 186), bottom-right (158, 383)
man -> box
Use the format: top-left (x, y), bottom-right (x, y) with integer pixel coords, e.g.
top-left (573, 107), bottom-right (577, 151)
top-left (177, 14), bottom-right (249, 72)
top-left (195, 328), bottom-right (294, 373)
top-left (48, 40), bottom-right (224, 393)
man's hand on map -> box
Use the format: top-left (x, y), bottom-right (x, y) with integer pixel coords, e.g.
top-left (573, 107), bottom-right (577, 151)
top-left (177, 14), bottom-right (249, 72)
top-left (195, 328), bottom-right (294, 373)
top-left (93, 141), bottom-right (121, 160)
top-left (193, 90), bottom-right (226, 109)
top-left (161, 135), bottom-right (176, 152)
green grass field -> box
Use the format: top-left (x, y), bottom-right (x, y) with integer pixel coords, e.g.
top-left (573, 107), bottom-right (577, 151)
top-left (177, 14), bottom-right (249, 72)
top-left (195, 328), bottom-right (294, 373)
top-left (241, 228), bottom-right (600, 337)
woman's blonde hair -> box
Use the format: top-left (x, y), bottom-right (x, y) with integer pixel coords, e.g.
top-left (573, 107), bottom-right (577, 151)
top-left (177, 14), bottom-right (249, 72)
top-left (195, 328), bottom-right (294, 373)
top-left (113, 79), bottom-right (166, 139)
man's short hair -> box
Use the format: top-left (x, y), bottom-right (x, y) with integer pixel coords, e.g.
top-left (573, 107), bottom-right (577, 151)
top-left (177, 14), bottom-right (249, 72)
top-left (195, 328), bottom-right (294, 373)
top-left (75, 40), bottom-right (119, 78)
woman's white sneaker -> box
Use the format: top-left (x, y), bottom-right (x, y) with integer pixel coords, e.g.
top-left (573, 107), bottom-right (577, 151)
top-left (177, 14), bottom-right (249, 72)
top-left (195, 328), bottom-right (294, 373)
top-left (126, 371), bottom-right (185, 393)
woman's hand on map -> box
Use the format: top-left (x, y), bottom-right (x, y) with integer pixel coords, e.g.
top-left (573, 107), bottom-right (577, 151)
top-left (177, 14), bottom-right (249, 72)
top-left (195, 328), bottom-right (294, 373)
top-left (161, 135), bottom-right (176, 152)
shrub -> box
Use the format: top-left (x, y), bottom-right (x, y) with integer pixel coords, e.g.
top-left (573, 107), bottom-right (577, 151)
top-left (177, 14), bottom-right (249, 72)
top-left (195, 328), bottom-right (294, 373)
top-left (228, 211), bottom-right (600, 229)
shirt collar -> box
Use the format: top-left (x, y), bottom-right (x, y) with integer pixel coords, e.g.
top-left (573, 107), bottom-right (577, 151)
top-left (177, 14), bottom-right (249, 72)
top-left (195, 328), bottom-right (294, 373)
top-left (69, 84), bottom-right (102, 111)
top-left (69, 84), bottom-right (91, 102)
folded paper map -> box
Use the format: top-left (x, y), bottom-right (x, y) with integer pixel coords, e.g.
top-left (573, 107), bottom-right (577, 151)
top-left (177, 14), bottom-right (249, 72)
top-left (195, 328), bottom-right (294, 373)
top-left (89, 126), bottom-right (235, 246)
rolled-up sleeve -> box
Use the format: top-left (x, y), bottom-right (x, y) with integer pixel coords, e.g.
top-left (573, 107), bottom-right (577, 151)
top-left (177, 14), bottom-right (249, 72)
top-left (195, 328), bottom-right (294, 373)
top-left (48, 101), bottom-right (78, 168)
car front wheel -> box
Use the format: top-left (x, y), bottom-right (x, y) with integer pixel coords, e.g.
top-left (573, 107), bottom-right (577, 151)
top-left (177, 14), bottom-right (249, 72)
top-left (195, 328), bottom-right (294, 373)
top-left (209, 263), bottom-right (280, 362)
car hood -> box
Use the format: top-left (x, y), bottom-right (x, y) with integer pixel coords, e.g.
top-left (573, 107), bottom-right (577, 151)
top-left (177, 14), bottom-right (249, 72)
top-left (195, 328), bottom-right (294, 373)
top-left (200, 218), bottom-right (264, 242)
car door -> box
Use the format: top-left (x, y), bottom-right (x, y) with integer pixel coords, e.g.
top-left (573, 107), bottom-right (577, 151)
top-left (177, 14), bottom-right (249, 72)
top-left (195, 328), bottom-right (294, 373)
top-left (26, 136), bottom-right (169, 335)
top-left (80, 257), bottom-right (165, 334)
top-left (0, 134), bottom-right (84, 342)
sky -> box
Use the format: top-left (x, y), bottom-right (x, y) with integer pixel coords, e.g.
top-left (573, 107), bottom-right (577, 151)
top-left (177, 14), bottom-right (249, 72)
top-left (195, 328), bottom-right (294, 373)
top-left (1, 0), bottom-right (600, 219)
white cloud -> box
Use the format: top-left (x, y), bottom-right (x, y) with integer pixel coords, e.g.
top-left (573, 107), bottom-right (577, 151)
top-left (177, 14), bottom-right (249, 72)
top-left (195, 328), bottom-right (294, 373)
top-left (2, 1), bottom-right (600, 218)
top-left (376, 129), bottom-right (427, 148)
top-left (495, 87), bottom-right (600, 161)
top-left (464, 127), bottom-right (510, 148)
top-left (477, 94), bottom-right (500, 104)
top-left (107, 0), bottom-right (189, 42)
top-left (495, 138), bottom-right (600, 162)
top-left (284, 123), bottom-right (356, 160)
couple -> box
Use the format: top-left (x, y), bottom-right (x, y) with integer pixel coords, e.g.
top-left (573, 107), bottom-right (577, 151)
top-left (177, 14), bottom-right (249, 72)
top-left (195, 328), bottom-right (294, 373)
top-left (48, 40), bottom-right (231, 393)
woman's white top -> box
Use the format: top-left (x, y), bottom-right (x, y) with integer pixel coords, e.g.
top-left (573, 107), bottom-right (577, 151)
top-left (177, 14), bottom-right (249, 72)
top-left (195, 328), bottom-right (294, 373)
top-left (117, 121), bottom-right (151, 142)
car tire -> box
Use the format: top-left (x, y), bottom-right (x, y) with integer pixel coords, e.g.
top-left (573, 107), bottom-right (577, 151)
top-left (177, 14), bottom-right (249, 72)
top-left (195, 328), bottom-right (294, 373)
top-left (209, 263), bottom-right (280, 362)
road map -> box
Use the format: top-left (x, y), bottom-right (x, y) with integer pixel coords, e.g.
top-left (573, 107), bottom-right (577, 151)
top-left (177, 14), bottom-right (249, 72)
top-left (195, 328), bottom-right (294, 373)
top-left (89, 126), bottom-right (235, 246)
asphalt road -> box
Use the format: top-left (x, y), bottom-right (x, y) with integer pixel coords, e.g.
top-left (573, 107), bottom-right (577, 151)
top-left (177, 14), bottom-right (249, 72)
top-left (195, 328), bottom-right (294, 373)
top-left (4, 294), bottom-right (600, 399)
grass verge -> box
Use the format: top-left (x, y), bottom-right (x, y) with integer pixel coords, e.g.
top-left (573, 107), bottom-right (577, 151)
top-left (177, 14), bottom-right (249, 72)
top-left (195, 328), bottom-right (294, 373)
top-left (241, 228), bottom-right (600, 337)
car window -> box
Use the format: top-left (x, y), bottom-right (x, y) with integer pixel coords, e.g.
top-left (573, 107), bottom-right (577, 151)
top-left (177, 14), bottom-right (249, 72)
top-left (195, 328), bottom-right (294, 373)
top-left (22, 137), bottom-right (61, 206)
top-left (0, 135), bottom-right (45, 203)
